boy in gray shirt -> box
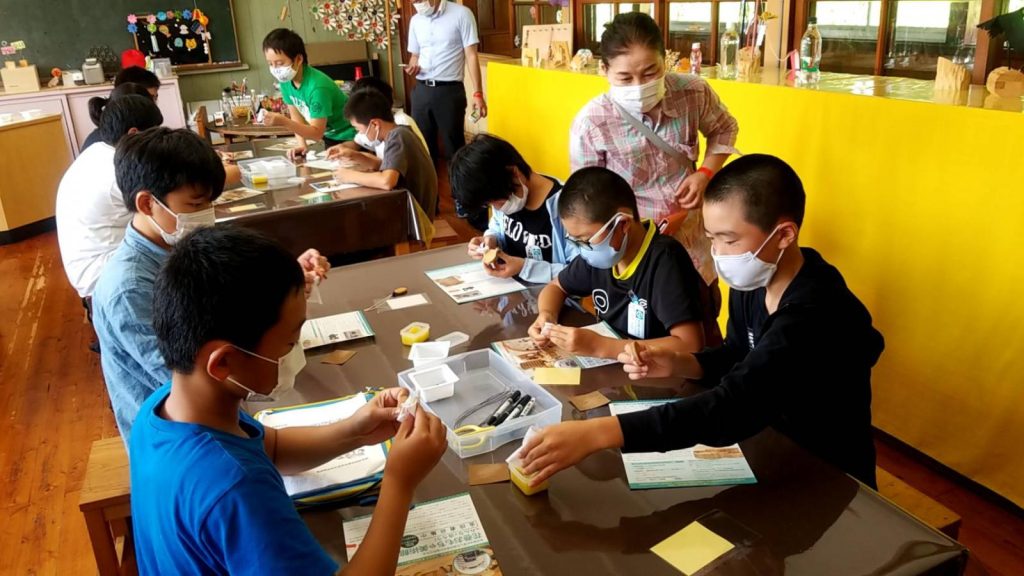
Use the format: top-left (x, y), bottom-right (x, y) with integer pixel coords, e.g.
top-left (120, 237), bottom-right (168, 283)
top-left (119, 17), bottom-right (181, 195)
top-left (336, 91), bottom-right (438, 216)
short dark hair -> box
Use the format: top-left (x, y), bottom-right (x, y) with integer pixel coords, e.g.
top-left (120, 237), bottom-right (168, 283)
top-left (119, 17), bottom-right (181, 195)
top-left (352, 76), bottom-right (394, 104)
top-left (89, 82), bottom-right (155, 126)
top-left (154, 226), bottom-right (306, 373)
top-left (99, 94), bottom-right (163, 147)
top-left (343, 90), bottom-right (395, 125)
top-left (262, 28), bottom-right (308, 63)
top-left (704, 154), bottom-right (806, 231)
top-left (115, 127), bottom-right (225, 212)
top-left (600, 12), bottom-right (666, 66)
top-left (450, 135), bottom-right (532, 209)
top-left (114, 66), bottom-right (161, 90)
top-left (558, 167), bottom-right (640, 223)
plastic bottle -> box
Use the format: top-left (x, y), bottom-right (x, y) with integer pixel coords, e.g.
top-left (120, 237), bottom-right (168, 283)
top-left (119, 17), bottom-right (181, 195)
top-left (799, 17), bottom-right (822, 84)
top-left (689, 42), bottom-right (702, 75)
top-left (719, 24), bottom-right (740, 79)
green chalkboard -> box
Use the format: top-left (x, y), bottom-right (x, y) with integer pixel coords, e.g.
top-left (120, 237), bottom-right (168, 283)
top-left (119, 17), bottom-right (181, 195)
top-left (0, 0), bottom-right (240, 75)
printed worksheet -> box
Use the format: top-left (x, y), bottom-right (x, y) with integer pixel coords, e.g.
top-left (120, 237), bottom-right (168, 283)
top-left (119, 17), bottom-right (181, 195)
top-left (255, 395), bottom-right (386, 496)
top-left (609, 401), bottom-right (757, 489)
top-left (344, 493), bottom-right (503, 575)
top-left (425, 262), bottom-right (527, 303)
top-left (491, 322), bottom-right (620, 374)
top-left (300, 311), bottom-right (374, 350)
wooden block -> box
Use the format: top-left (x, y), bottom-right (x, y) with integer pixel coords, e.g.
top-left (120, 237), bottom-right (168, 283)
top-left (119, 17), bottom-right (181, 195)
top-left (625, 341), bottom-right (644, 365)
top-left (482, 248), bottom-right (504, 269)
top-left (986, 67), bottom-right (1024, 98)
top-left (877, 467), bottom-right (961, 539)
top-left (935, 57), bottom-right (969, 92)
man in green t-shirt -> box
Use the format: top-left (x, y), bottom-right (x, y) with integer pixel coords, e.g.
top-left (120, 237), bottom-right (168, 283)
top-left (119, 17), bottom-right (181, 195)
top-left (260, 28), bottom-right (356, 158)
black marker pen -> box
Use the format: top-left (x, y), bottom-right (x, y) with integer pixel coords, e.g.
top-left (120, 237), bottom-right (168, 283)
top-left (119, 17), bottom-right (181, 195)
top-left (502, 395), bottom-right (532, 423)
top-left (482, 391), bottom-right (520, 426)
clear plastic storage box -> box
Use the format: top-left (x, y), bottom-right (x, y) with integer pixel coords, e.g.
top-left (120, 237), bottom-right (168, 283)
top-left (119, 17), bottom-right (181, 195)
top-left (397, 349), bottom-right (563, 458)
top-left (238, 157), bottom-right (296, 188)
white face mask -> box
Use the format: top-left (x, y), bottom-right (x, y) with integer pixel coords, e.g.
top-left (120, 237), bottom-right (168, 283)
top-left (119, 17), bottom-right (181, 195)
top-left (414, 1), bottom-right (436, 16)
top-left (148, 197), bottom-right (216, 246)
top-left (711, 226), bottom-right (785, 292)
top-left (500, 176), bottom-right (530, 215)
top-left (608, 76), bottom-right (666, 115)
top-left (228, 342), bottom-right (306, 402)
top-left (270, 63), bottom-right (298, 83)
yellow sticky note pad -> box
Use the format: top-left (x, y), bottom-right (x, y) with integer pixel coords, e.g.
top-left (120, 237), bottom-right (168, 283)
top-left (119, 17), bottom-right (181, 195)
top-left (651, 522), bottom-right (734, 575)
top-left (532, 367), bottom-right (581, 385)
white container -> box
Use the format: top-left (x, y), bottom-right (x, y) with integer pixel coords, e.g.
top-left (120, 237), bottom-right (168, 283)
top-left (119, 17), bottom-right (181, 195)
top-left (82, 58), bottom-right (104, 85)
top-left (397, 349), bottom-right (563, 458)
top-left (151, 58), bottom-right (172, 79)
top-left (408, 363), bottom-right (459, 402)
top-left (408, 341), bottom-right (451, 368)
top-left (21, 109), bottom-right (43, 119)
top-left (62, 70), bottom-right (78, 87)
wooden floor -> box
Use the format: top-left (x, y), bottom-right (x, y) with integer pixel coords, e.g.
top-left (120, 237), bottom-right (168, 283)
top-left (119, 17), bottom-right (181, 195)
top-left (2, 182), bottom-right (1022, 574)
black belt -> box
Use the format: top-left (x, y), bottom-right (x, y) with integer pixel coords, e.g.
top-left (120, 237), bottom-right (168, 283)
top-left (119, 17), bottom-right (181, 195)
top-left (418, 79), bottom-right (462, 87)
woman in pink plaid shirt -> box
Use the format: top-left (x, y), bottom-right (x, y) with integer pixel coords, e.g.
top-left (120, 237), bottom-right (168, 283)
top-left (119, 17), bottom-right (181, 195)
top-left (570, 12), bottom-right (740, 289)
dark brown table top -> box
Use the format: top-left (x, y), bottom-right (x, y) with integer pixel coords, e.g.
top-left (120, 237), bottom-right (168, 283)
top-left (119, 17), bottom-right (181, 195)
top-left (214, 140), bottom-right (423, 257)
top-left (261, 245), bottom-right (967, 575)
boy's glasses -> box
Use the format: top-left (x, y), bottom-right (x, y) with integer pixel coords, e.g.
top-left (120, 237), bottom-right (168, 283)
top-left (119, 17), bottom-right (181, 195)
top-left (566, 212), bottom-right (630, 250)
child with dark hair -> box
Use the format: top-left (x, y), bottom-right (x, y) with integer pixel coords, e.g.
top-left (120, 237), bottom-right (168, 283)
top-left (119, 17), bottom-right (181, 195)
top-left (327, 76), bottom-right (429, 163)
top-left (56, 95), bottom-right (164, 301)
top-left (131, 225), bottom-right (447, 575)
top-left (91, 127), bottom-right (330, 441)
top-left (261, 28), bottom-right (356, 158)
top-left (519, 155), bottom-right (884, 489)
top-left (336, 90), bottom-right (438, 216)
top-left (82, 79), bottom-right (159, 151)
top-left (114, 66), bottom-right (162, 95)
top-left (450, 134), bottom-right (579, 283)
top-left (528, 166), bottom-right (707, 359)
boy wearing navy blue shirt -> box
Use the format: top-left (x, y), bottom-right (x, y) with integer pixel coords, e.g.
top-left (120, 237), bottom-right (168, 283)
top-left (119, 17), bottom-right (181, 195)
top-left (131, 225), bottom-right (448, 574)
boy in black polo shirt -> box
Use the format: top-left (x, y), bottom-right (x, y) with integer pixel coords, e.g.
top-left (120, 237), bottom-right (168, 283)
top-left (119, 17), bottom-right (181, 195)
top-left (518, 155), bottom-right (884, 488)
top-left (528, 166), bottom-right (706, 359)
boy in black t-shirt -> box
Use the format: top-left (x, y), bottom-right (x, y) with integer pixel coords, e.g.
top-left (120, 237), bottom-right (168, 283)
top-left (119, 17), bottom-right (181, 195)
top-left (518, 155), bottom-right (884, 489)
top-left (450, 135), bottom-right (580, 284)
top-left (528, 167), bottom-right (706, 359)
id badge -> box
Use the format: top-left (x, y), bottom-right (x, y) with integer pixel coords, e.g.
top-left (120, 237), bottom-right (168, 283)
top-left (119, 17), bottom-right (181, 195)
top-left (527, 244), bottom-right (543, 260)
top-left (627, 292), bottom-right (646, 340)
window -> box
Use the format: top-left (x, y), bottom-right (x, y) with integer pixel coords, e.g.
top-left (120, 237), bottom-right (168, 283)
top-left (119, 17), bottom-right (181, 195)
top-left (1008, 0), bottom-right (1024, 10)
top-left (667, 2), bottom-right (712, 58)
top-left (514, 0), bottom-right (561, 52)
top-left (803, 0), bottom-right (983, 78)
top-left (580, 2), bottom-right (656, 53)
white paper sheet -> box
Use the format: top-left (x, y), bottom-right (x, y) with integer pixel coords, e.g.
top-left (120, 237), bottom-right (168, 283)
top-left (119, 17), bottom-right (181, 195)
top-left (300, 311), bottom-right (374, 350)
top-left (609, 400), bottom-right (757, 489)
top-left (384, 293), bottom-right (430, 310)
top-left (256, 395), bottom-right (387, 496)
top-left (343, 493), bottom-right (490, 566)
top-left (425, 262), bottom-right (527, 303)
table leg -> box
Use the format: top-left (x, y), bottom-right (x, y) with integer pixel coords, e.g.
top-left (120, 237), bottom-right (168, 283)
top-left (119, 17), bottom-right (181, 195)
top-left (83, 509), bottom-right (120, 576)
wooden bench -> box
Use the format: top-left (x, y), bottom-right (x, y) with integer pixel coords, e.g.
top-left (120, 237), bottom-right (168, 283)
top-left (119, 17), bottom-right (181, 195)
top-left (79, 437), bottom-right (136, 576)
top-left (877, 467), bottom-right (961, 539)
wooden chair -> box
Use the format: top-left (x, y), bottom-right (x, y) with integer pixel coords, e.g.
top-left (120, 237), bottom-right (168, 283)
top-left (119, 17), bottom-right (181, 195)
top-left (79, 438), bottom-right (137, 576)
top-left (876, 467), bottom-right (962, 539)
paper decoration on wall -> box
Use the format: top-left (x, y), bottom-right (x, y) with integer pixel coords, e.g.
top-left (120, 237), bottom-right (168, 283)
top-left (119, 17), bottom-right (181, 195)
top-left (310, 0), bottom-right (401, 50)
top-left (11, 41), bottom-right (26, 50)
top-left (127, 9), bottom-right (212, 65)
top-left (0, 46), bottom-right (15, 56)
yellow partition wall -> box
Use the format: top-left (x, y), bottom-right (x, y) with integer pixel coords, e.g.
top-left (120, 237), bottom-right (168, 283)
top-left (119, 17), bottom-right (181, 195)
top-left (489, 62), bottom-right (1024, 507)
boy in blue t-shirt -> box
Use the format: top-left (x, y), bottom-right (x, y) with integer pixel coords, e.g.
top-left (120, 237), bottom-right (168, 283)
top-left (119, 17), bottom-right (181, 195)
top-left (131, 225), bottom-right (448, 575)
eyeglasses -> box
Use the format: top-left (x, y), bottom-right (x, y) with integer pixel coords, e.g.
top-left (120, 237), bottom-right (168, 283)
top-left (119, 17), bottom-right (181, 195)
top-left (565, 212), bottom-right (629, 250)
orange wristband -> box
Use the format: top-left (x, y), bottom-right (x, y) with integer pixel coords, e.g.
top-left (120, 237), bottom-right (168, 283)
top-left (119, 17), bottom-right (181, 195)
top-left (697, 166), bottom-right (715, 179)
top-left (473, 91), bottom-right (484, 98)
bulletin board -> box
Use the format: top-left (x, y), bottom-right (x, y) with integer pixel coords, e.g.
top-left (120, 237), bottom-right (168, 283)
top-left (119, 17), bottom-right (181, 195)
top-left (128, 9), bottom-right (213, 66)
top-left (521, 24), bottom-right (573, 68)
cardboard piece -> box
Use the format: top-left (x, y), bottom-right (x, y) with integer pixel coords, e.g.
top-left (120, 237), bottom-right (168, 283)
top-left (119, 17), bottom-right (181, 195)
top-left (569, 390), bottom-right (610, 412)
top-left (468, 463), bottom-right (511, 486)
top-left (320, 350), bottom-right (357, 366)
top-left (521, 24), bottom-right (573, 68)
top-left (935, 57), bottom-right (969, 92)
top-left (651, 521), bottom-right (735, 575)
top-left (533, 367), bottom-right (581, 386)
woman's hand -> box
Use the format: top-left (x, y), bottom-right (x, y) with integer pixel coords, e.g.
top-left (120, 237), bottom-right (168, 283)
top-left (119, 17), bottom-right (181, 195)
top-left (675, 170), bottom-right (710, 210)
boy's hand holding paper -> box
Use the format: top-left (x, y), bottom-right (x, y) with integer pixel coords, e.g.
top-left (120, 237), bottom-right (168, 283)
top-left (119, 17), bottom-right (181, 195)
top-left (518, 419), bottom-right (624, 488)
top-left (617, 343), bottom-right (676, 380)
top-left (546, 324), bottom-right (600, 356)
top-left (386, 406), bottom-right (448, 491)
top-left (347, 387), bottom-right (408, 446)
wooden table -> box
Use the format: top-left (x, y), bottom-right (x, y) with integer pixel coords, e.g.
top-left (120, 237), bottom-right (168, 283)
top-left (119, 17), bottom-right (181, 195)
top-left (208, 122), bottom-right (294, 144)
top-left (79, 438), bottom-right (135, 576)
top-left (275, 245), bottom-right (969, 575)
top-left (215, 140), bottom-right (429, 259)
